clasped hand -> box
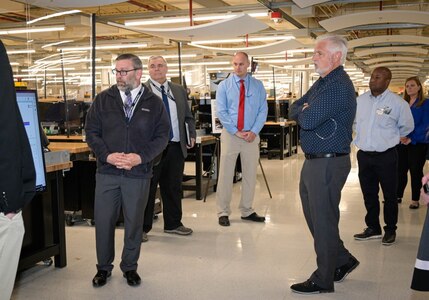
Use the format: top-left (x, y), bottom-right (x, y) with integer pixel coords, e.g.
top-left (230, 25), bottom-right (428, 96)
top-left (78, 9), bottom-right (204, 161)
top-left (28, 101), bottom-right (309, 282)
top-left (236, 131), bottom-right (256, 143)
top-left (107, 152), bottom-right (142, 170)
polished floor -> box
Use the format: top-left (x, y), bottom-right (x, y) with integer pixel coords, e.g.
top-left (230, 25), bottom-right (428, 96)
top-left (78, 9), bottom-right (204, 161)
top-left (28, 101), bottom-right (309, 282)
top-left (12, 147), bottom-right (429, 300)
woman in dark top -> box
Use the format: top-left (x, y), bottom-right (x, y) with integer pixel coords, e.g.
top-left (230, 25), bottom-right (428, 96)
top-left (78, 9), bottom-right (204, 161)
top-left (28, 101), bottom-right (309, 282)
top-left (397, 76), bottom-right (429, 209)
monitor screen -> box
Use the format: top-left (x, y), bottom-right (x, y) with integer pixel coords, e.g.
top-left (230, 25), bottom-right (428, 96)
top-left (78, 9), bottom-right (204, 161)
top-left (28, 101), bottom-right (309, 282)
top-left (16, 90), bottom-right (47, 191)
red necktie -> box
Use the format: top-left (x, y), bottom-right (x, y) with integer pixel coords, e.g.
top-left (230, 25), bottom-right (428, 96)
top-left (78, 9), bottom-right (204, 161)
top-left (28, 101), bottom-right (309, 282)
top-left (237, 79), bottom-right (245, 131)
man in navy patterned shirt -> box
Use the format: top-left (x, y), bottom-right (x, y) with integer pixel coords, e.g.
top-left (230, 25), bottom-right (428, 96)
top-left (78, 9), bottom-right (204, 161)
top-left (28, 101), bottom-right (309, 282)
top-left (289, 35), bottom-right (358, 295)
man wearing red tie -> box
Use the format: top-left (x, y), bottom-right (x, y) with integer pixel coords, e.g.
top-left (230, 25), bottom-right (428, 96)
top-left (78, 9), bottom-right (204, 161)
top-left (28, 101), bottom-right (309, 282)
top-left (215, 51), bottom-right (268, 226)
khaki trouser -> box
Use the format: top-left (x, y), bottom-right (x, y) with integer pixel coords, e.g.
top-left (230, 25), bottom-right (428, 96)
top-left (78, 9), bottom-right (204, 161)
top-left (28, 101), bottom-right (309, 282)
top-left (0, 212), bottom-right (25, 300)
top-left (216, 129), bottom-right (260, 217)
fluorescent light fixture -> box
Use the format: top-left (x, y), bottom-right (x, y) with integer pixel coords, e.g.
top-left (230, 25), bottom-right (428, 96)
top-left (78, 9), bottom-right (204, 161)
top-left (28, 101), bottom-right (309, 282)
top-left (34, 58), bottom-right (101, 64)
top-left (0, 26), bottom-right (65, 35)
top-left (10, 62), bottom-right (19, 66)
top-left (7, 49), bottom-right (36, 54)
top-left (190, 36), bottom-right (294, 45)
top-left (206, 67), bottom-right (233, 71)
top-left (125, 12), bottom-right (267, 26)
top-left (14, 73), bottom-right (56, 77)
top-left (68, 72), bottom-right (101, 76)
top-left (140, 54), bottom-right (197, 60)
top-left (42, 40), bottom-right (74, 49)
top-left (58, 43), bottom-right (147, 51)
top-left (23, 67), bottom-right (76, 72)
top-left (27, 10), bottom-right (80, 25)
top-left (167, 61), bottom-right (231, 67)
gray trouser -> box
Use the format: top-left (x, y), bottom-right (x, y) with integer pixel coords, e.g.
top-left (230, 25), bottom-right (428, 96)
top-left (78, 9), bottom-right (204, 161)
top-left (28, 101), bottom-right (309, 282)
top-left (94, 173), bottom-right (150, 273)
top-left (299, 155), bottom-right (352, 289)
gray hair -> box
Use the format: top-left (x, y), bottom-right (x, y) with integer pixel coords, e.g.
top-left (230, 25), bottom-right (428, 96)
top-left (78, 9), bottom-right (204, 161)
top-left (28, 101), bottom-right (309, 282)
top-left (116, 53), bottom-right (142, 69)
top-left (316, 35), bottom-right (348, 65)
top-left (147, 55), bottom-right (168, 66)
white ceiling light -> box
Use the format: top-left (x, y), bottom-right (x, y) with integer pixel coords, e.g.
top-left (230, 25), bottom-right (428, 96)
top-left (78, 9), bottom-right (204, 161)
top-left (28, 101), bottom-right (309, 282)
top-left (42, 40), bottom-right (74, 49)
top-left (58, 43), bottom-right (147, 51)
top-left (0, 26), bottom-right (65, 35)
top-left (191, 36), bottom-right (294, 45)
top-left (125, 12), bottom-right (267, 27)
top-left (7, 49), bottom-right (36, 54)
top-left (27, 10), bottom-right (81, 24)
top-left (139, 54), bottom-right (197, 60)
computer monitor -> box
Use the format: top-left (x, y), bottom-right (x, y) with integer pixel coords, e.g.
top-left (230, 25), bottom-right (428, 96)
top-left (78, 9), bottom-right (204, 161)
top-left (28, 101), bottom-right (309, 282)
top-left (16, 90), bottom-right (47, 191)
top-left (38, 100), bottom-right (83, 134)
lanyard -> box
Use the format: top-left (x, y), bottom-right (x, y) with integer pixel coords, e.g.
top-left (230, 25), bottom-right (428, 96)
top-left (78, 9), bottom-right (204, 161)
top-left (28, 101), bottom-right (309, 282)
top-left (150, 81), bottom-right (176, 101)
top-left (123, 86), bottom-right (144, 120)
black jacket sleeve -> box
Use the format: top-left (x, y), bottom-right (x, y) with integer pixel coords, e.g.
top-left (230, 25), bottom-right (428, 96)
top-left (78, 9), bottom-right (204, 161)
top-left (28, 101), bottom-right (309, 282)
top-left (0, 39), bottom-right (36, 214)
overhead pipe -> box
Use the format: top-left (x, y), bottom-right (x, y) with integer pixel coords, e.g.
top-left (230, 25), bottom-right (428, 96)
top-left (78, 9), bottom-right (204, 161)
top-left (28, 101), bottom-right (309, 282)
top-left (189, 0), bottom-right (193, 26)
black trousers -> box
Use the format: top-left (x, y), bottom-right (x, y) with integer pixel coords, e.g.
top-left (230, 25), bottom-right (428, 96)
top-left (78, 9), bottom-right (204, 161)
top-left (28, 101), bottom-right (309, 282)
top-left (300, 155), bottom-right (352, 290)
top-left (397, 143), bottom-right (428, 201)
top-left (143, 142), bottom-right (185, 232)
top-left (357, 147), bottom-right (398, 233)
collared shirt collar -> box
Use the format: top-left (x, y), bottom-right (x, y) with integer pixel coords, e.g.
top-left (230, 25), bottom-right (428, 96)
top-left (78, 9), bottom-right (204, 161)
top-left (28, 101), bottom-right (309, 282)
top-left (119, 83), bottom-right (143, 101)
top-left (369, 88), bottom-right (389, 100)
top-left (233, 73), bottom-right (248, 84)
top-left (149, 78), bottom-right (168, 90)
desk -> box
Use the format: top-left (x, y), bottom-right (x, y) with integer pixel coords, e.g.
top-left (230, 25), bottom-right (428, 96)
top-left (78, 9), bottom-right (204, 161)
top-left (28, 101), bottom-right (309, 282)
top-left (183, 135), bottom-right (219, 200)
top-left (48, 142), bottom-right (94, 222)
top-left (48, 135), bottom-right (84, 142)
top-left (48, 142), bottom-right (91, 161)
top-left (18, 161), bottom-right (72, 271)
top-left (261, 121), bottom-right (298, 160)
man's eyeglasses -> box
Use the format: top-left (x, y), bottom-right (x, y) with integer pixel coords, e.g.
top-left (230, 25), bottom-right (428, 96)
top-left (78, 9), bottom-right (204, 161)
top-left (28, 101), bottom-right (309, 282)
top-left (112, 68), bottom-right (141, 76)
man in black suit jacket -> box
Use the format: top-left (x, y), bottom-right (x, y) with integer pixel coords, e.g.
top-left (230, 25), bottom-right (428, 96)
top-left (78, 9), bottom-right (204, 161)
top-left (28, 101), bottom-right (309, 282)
top-left (142, 55), bottom-right (196, 240)
top-left (0, 39), bottom-right (36, 299)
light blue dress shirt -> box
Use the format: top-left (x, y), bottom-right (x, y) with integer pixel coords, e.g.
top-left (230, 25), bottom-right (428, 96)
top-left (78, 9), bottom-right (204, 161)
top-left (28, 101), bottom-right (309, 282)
top-left (354, 89), bottom-right (414, 152)
top-left (216, 74), bottom-right (268, 135)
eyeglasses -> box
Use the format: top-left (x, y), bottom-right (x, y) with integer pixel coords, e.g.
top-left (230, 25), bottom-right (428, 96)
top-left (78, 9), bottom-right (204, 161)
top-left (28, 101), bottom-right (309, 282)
top-left (112, 68), bottom-right (141, 76)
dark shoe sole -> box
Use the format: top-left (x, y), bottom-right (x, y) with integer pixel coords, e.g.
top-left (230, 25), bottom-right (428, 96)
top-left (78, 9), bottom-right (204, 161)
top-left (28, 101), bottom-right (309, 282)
top-left (354, 234), bottom-right (382, 241)
top-left (291, 287), bottom-right (334, 294)
top-left (164, 229), bottom-right (193, 235)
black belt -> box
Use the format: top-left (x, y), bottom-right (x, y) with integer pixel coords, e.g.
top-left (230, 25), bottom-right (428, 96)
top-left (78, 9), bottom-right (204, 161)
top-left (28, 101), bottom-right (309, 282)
top-left (168, 141), bottom-right (180, 145)
top-left (305, 153), bottom-right (348, 160)
top-left (361, 146), bottom-right (395, 156)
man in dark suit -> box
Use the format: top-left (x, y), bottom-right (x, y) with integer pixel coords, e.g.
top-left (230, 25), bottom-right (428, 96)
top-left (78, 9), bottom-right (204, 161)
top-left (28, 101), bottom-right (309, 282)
top-left (142, 55), bottom-right (196, 241)
top-left (0, 39), bottom-right (36, 299)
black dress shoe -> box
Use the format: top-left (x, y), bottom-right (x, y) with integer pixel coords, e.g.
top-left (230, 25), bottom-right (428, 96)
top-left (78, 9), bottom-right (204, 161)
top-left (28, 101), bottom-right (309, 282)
top-left (219, 216), bottom-right (230, 226)
top-left (290, 279), bottom-right (334, 294)
top-left (334, 255), bottom-right (360, 282)
top-left (92, 270), bottom-right (111, 287)
top-left (241, 212), bottom-right (265, 222)
top-left (123, 270), bottom-right (141, 286)
top-left (382, 231), bottom-right (396, 245)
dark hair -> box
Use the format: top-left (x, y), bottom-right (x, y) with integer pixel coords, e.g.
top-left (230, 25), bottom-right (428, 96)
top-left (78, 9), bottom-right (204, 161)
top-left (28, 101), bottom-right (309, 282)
top-left (403, 76), bottom-right (425, 107)
top-left (373, 67), bottom-right (392, 80)
top-left (115, 53), bottom-right (142, 69)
